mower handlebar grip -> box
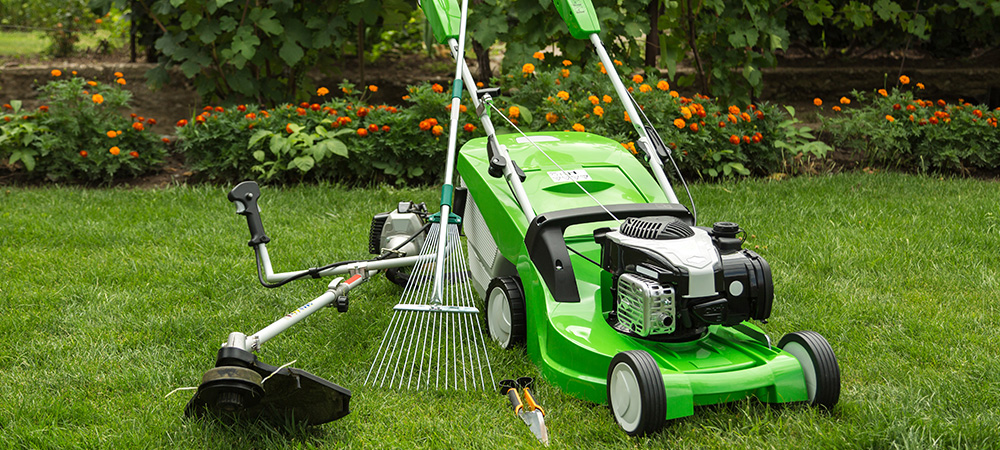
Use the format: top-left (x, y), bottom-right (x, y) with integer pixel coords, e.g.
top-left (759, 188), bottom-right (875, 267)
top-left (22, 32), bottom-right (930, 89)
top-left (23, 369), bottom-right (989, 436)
top-left (228, 181), bottom-right (270, 247)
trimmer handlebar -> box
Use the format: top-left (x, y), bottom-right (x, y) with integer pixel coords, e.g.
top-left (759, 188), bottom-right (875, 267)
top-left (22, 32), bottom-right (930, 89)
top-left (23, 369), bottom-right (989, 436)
top-left (228, 181), bottom-right (270, 247)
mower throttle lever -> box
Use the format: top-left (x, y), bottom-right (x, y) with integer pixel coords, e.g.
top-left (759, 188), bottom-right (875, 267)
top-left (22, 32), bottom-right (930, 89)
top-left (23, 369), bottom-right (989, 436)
top-left (228, 181), bottom-right (271, 247)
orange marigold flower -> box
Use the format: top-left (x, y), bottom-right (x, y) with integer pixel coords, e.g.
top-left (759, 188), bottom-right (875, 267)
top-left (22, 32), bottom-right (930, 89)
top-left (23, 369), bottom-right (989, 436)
top-left (755, 110), bottom-right (764, 120)
top-left (204, 106), bottom-right (214, 111)
top-left (419, 120), bottom-right (431, 131)
top-left (593, 106), bottom-right (604, 117)
top-left (741, 112), bottom-right (752, 122)
top-left (38, 105), bottom-right (49, 112)
top-left (427, 118), bottom-right (439, 126)
top-left (878, 89), bottom-right (888, 97)
top-left (132, 122), bottom-right (144, 131)
top-left (669, 91), bottom-right (679, 98)
top-left (588, 95), bottom-right (599, 105)
top-left (95, 18), bottom-right (102, 24)
top-left (80, 150), bottom-right (88, 157)
top-left (545, 112), bottom-right (559, 124)
top-left (310, 103), bottom-right (320, 111)
top-left (368, 85), bottom-right (378, 92)
top-left (463, 123), bottom-right (476, 132)
top-left (177, 119), bottom-right (188, 127)
top-left (657, 80), bottom-right (669, 91)
top-left (752, 133), bottom-right (762, 143)
top-left (341, 87), bottom-right (351, 94)
top-left (476, 82), bottom-right (484, 88)
top-left (522, 63), bottom-right (535, 75)
top-left (146, 118), bottom-right (156, 125)
top-left (638, 84), bottom-right (652, 93)
top-left (561, 69), bottom-right (570, 78)
top-left (727, 113), bottom-right (738, 124)
top-left (603, 95), bottom-right (613, 103)
top-left (286, 123), bottom-right (295, 134)
top-left (382, 125), bottom-right (391, 132)
top-left (690, 123), bottom-right (699, 132)
top-left (813, 98), bottom-right (822, 106)
top-left (357, 128), bottom-right (368, 137)
top-left (613, 59), bottom-right (623, 66)
top-left (51, 69), bottom-right (61, 77)
top-left (840, 97), bottom-right (851, 105)
top-left (296, 107), bottom-right (307, 116)
top-left (832, 106), bottom-right (841, 112)
top-left (432, 125), bottom-right (444, 136)
top-left (109, 146), bottom-right (121, 155)
top-left (116, 130), bottom-right (123, 136)
top-left (116, 78), bottom-right (127, 85)
top-left (729, 135), bottom-right (740, 145)
top-left (973, 109), bottom-right (983, 118)
top-left (728, 105), bottom-right (740, 115)
top-left (317, 87), bottom-right (330, 96)
top-left (161, 137), bottom-right (171, 143)
top-left (106, 130), bottom-right (117, 138)
top-left (742, 135), bottom-right (751, 144)
top-left (562, 60), bottom-right (572, 66)
top-left (572, 123), bottom-right (585, 132)
top-left (368, 123), bottom-right (379, 133)
top-left (92, 94), bottom-right (104, 104)
top-left (916, 83), bottom-right (925, 90)
top-left (533, 51), bottom-right (545, 61)
top-left (718, 121), bottom-right (726, 128)
top-left (893, 103), bottom-right (901, 110)
top-left (129, 151), bottom-right (139, 158)
top-left (432, 83), bottom-right (444, 93)
top-left (680, 107), bottom-right (692, 119)
top-left (556, 91), bottom-right (569, 101)
top-left (899, 75), bottom-right (910, 85)
top-left (937, 99), bottom-right (946, 107)
top-left (673, 118), bottom-right (686, 129)
top-left (357, 107), bottom-right (369, 118)
top-left (624, 111), bottom-right (630, 122)
top-left (114, 72), bottom-right (123, 78)
top-left (632, 74), bottom-right (644, 84)
top-left (885, 115), bottom-right (895, 123)
top-left (509, 106), bottom-right (520, 118)
top-left (598, 62), bottom-right (607, 74)
top-left (3, 104), bottom-right (11, 110)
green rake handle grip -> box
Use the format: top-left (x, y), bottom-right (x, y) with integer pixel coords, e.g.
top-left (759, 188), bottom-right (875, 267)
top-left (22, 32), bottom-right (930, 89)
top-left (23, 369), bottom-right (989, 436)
top-left (228, 181), bottom-right (270, 246)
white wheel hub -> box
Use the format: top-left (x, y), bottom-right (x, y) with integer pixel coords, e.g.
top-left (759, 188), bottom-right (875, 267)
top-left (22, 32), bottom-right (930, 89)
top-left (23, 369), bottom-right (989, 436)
top-left (487, 287), bottom-right (512, 347)
top-left (782, 341), bottom-right (817, 402)
top-left (610, 363), bottom-right (642, 432)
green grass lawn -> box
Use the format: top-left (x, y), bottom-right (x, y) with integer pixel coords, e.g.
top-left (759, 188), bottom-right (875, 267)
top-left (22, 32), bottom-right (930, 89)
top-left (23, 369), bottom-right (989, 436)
top-left (0, 30), bottom-right (118, 57)
top-left (1, 173), bottom-right (998, 448)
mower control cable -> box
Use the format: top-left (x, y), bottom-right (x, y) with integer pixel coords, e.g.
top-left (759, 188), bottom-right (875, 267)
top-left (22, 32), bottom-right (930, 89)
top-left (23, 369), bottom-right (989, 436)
top-left (625, 88), bottom-right (698, 224)
top-left (252, 223), bottom-right (432, 289)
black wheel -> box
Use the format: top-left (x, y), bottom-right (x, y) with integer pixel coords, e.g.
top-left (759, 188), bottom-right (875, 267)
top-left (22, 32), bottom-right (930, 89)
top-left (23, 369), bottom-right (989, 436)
top-left (607, 350), bottom-right (666, 436)
top-left (483, 277), bottom-right (526, 349)
top-left (777, 330), bottom-right (841, 409)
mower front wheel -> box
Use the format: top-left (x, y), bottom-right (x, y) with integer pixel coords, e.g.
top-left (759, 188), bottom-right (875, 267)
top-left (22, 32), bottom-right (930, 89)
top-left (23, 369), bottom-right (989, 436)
top-left (484, 276), bottom-right (526, 349)
top-left (777, 330), bottom-right (841, 409)
top-left (607, 350), bottom-right (666, 436)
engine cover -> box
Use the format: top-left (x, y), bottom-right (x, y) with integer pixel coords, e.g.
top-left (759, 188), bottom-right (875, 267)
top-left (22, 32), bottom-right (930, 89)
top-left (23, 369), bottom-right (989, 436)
top-left (597, 216), bottom-right (772, 341)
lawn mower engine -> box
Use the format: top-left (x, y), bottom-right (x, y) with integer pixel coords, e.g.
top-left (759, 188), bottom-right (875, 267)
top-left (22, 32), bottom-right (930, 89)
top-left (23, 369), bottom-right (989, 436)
top-left (596, 216), bottom-right (773, 342)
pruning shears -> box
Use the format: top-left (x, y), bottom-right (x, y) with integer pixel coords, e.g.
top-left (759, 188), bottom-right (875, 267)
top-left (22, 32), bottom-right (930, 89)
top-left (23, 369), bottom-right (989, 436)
top-left (499, 377), bottom-right (548, 446)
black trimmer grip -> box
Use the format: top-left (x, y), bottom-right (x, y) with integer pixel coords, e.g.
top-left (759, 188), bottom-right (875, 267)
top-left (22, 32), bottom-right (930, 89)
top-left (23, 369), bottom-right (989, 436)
top-left (228, 181), bottom-right (270, 247)
top-left (507, 389), bottom-right (523, 415)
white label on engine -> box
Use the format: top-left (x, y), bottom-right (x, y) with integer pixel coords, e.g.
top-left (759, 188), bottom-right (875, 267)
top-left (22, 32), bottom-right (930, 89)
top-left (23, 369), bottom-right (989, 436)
top-left (516, 135), bottom-right (560, 144)
top-left (548, 169), bottom-right (592, 182)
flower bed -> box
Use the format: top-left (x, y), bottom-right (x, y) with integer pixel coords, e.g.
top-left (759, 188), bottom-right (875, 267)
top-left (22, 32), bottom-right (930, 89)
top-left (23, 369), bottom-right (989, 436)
top-left (3, 59), bottom-right (999, 185)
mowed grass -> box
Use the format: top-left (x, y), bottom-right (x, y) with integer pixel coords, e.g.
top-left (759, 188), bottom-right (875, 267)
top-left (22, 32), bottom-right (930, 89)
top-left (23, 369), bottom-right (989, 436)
top-left (0, 172), bottom-right (998, 449)
top-left (0, 31), bottom-right (47, 56)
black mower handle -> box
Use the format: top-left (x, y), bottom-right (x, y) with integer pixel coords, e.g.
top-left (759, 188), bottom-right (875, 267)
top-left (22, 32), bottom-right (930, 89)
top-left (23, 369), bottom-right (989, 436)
top-left (228, 181), bottom-right (270, 247)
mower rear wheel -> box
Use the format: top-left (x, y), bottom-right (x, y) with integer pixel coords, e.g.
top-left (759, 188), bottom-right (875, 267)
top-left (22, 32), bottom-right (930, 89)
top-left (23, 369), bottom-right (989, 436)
top-left (484, 277), bottom-right (526, 349)
top-left (607, 350), bottom-right (666, 436)
top-left (778, 330), bottom-right (840, 409)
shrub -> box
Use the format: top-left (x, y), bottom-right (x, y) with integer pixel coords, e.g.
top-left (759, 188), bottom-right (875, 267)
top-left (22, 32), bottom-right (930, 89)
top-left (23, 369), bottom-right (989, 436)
top-left (176, 81), bottom-right (481, 185)
top-left (0, 72), bottom-right (168, 183)
top-left (819, 76), bottom-right (1000, 173)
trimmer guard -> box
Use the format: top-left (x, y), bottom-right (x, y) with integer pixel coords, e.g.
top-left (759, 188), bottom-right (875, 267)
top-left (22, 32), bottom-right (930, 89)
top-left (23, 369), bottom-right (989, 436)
top-left (458, 132), bottom-right (809, 420)
top-left (185, 350), bottom-right (351, 426)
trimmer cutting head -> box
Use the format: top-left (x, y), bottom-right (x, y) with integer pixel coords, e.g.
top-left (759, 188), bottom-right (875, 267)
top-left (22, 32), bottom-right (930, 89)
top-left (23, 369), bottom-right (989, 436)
top-left (185, 347), bottom-right (351, 426)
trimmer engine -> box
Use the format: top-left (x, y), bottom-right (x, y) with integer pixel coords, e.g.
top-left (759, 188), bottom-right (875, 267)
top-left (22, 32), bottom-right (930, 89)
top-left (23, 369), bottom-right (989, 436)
top-left (596, 216), bottom-right (772, 341)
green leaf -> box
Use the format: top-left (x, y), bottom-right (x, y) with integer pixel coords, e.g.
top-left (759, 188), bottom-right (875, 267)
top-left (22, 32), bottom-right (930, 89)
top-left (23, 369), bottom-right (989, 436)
top-left (248, 129), bottom-right (271, 148)
top-left (290, 155), bottom-right (315, 172)
top-left (328, 138), bottom-right (348, 157)
top-left (270, 135), bottom-right (291, 155)
top-left (216, 0), bottom-right (235, 7)
top-left (873, 0), bottom-right (902, 22)
top-left (9, 100), bottom-right (21, 112)
top-left (252, 150), bottom-right (265, 162)
top-left (252, 8), bottom-right (284, 35)
top-left (279, 40), bottom-right (304, 66)
top-left (180, 10), bottom-right (202, 30)
top-left (516, 105), bottom-right (533, 125)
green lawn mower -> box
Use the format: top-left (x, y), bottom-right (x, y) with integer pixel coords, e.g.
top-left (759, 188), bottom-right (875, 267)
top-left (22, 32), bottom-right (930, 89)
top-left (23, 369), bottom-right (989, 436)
top-left (432, 0), bottom-right (842, 435)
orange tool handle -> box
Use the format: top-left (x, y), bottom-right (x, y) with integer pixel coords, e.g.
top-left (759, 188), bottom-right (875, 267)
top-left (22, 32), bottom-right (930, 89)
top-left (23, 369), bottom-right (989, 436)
top-left (522, 388), bottom-right (545, 416)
